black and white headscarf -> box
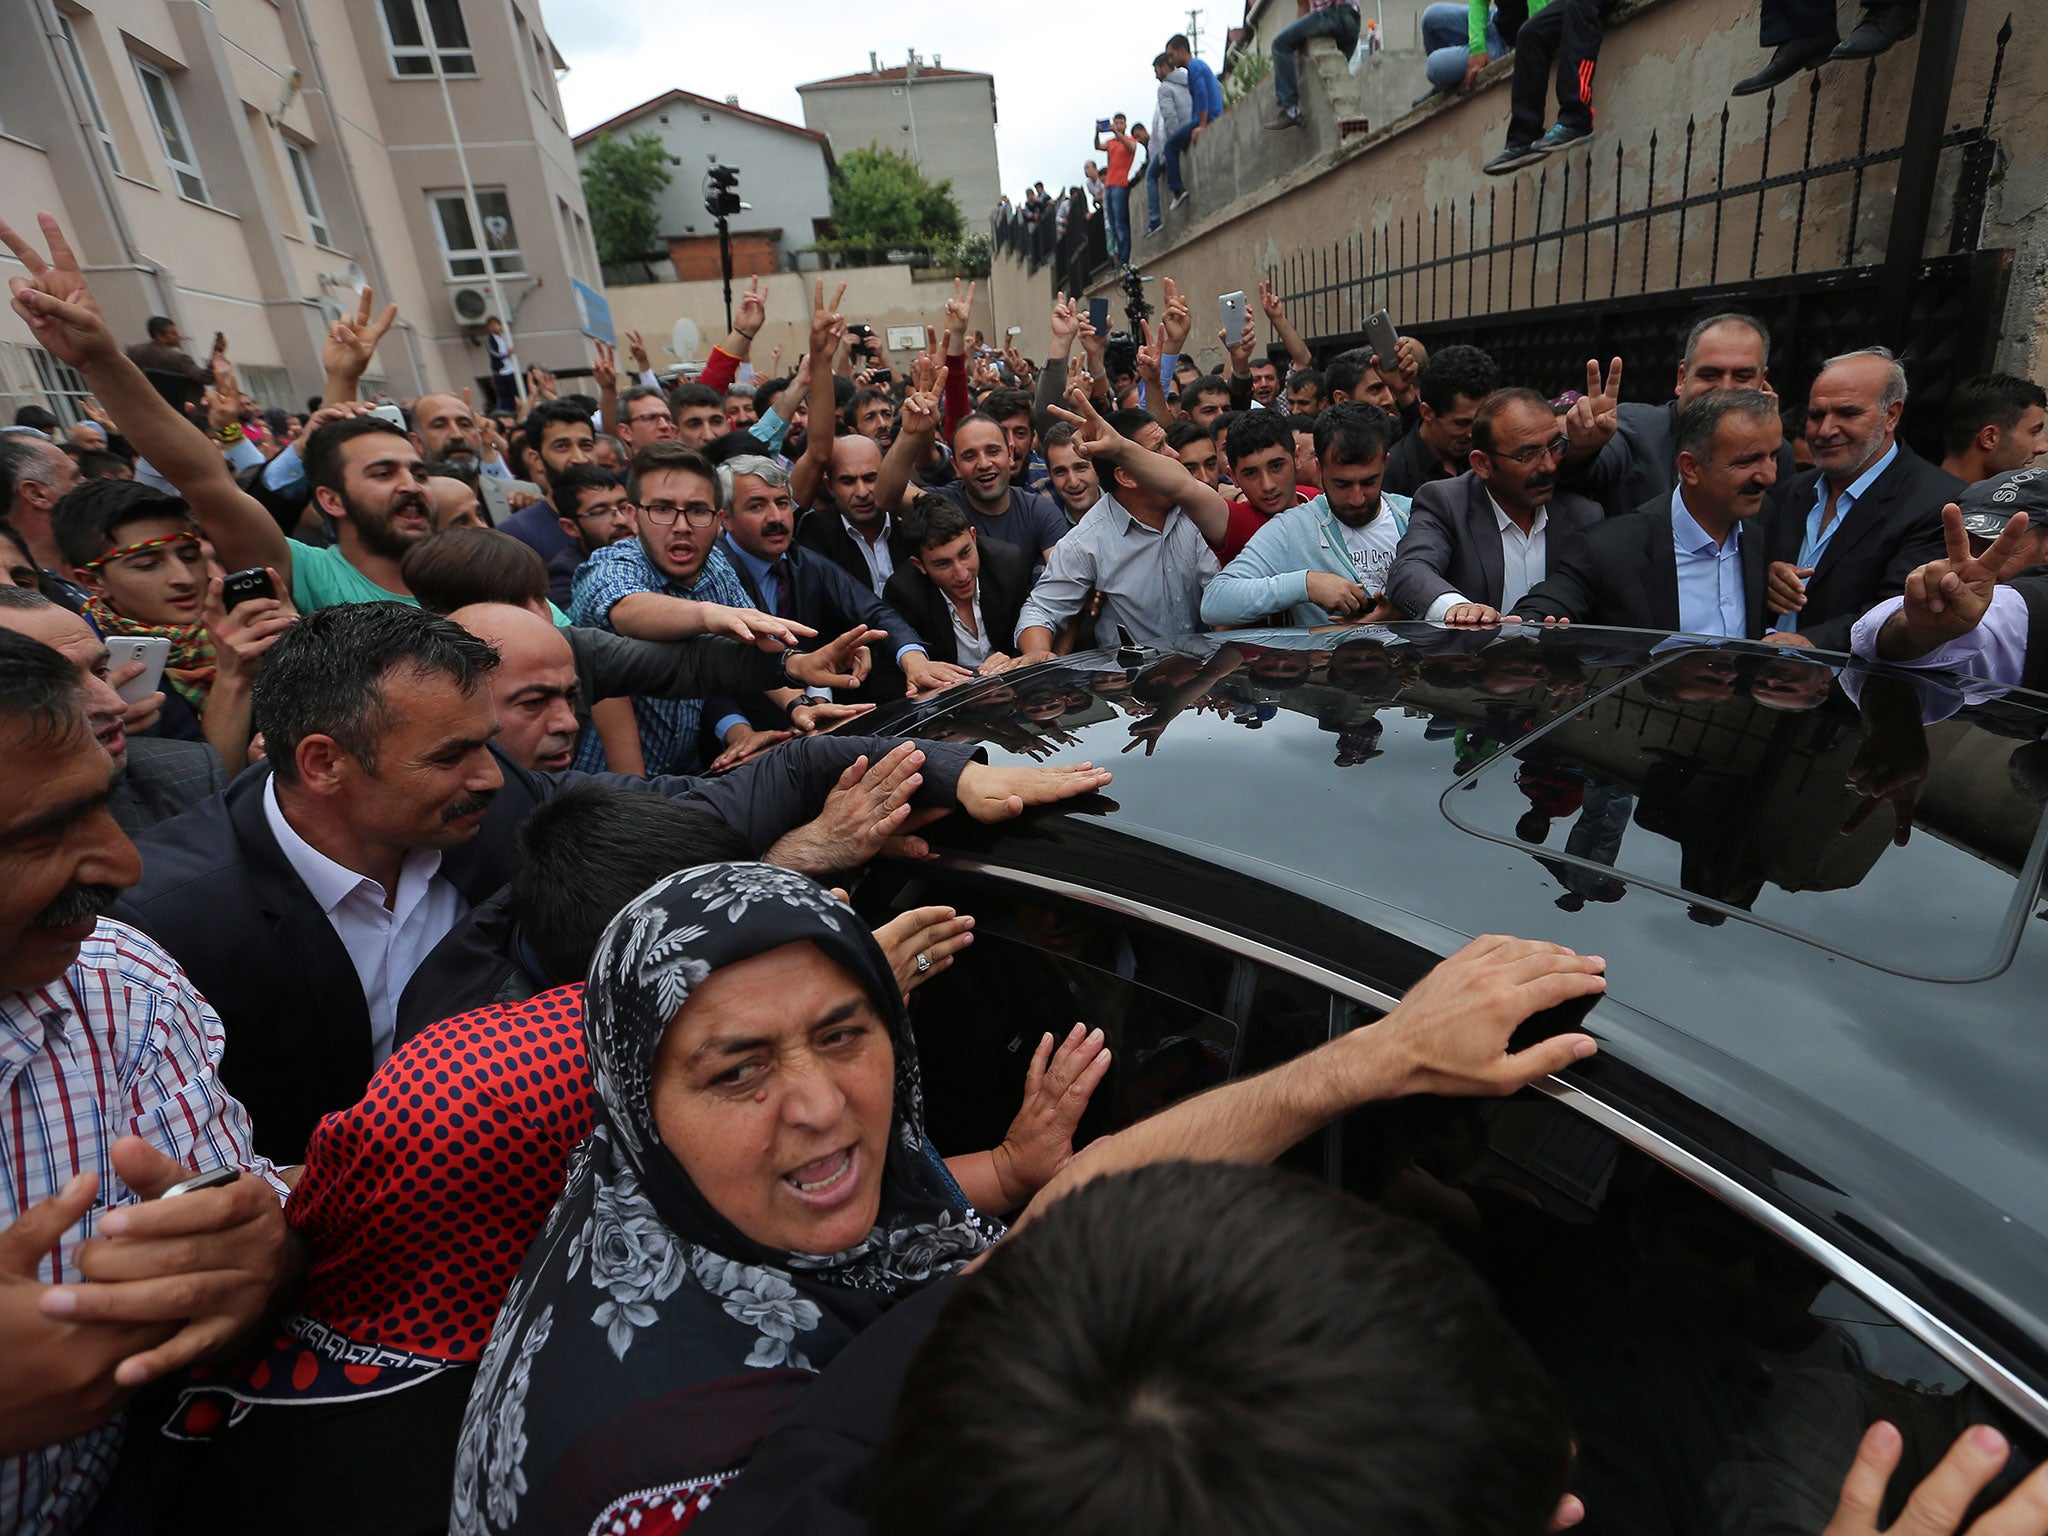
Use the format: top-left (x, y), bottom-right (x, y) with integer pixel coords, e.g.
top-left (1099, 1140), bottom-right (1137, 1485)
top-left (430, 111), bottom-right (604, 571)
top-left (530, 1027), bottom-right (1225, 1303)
top-left (451, 863), bottom-right (998, 1536)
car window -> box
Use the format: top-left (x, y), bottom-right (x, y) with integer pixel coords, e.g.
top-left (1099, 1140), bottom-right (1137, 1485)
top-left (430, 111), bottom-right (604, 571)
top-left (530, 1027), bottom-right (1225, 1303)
top-left (1332, 1072), bottom-right (2048, 1534)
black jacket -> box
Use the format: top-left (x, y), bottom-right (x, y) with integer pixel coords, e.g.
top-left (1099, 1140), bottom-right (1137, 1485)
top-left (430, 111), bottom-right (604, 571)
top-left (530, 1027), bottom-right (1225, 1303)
top-left (797, 509), bottom-right (914, 597)
top-left (112, 737), bottom-right (229, 837)
top-left (1513, 492), bottom-right (1771, 638)
top-left (1762, 443), bottom-right (1963, 653)
top-left (1570, 397), bottom-right (1799, 523)
top-left (1386, 471), bottom-right (1603, 618)
top-left (1382, 424), bottom-right (1458, 500)
top-left (719, 534), bottom-right (928, 701)
top-left (113, 735), bottom-right (976, 1160)
top-left (881, 538), bottom-right (1033, 664)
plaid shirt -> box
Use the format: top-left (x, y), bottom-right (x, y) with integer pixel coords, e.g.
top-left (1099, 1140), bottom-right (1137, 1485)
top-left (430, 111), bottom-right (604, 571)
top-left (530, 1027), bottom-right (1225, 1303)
top-left (568, 537), bottom-right (752, 775)
top-left (0, 921), bottom-right (282, 1536)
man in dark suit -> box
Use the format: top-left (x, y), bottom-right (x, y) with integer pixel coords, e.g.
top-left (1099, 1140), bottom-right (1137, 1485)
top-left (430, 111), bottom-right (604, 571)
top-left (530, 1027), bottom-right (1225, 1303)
top-left (1515, 390), bottom-right (1785, 638)
top-left (883, 495), bottom-right (1033, 670)
top-left (112, 604), bottom-right (1108, 1159)
top-left (1563, 312), bottom-right (1797, 521)
top-left (798, 436), bottom-right (914, 597)
top-left (716, 452), bottom-right (972, 700)
top-left (1387, 388), bottom-right (1602, 623)
top-left (1763, 347), bottom-right (1967, 653)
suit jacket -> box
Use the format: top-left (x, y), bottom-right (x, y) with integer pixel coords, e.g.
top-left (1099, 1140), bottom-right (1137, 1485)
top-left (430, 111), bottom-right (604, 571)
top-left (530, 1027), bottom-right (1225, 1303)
top-left (1573, 398), bottom-right (1798, 522)
top-left (1513, 492), bottom-right (1771, 637)
top-left (797, 508), bottom-right (914, 597)
top-left (1387, 471), bottom-right (1603, 618)
top-left (112, 737), bottom-right (229, 837)
top-left (113, 735), bottom-right (976, 1160)
top-left (881, 538), bottom-right (1033, 665)
top-left (1382, 424), bottom-right (1458, 500)
top-left (718, 535), bottom-right (927, 700)
top-left (1763, 442), bottom-right (1963, 653)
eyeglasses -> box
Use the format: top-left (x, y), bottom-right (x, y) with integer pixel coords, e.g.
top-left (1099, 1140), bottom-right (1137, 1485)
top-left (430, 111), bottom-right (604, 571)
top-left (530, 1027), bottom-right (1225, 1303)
top-left (640, 500), bottom-right (718, 527)
top-left (1487, 434), bottom-right (1570, 468)
top-left (625, 412), bottom-right (671, 428)
top-left (576, 500), bottom-right (636, 522)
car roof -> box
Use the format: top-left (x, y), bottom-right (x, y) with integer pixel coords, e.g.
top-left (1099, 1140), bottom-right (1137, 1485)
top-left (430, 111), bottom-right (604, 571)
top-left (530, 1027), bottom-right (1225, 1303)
top-left (874, 621), bottom-right (2048, 1392)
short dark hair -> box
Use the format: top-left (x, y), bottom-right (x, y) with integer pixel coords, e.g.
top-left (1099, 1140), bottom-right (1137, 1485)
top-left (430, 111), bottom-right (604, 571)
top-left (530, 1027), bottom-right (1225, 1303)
top-left (950, 410), bottom-right (1005, 450)
top-left (670, 382), bottom-right (722, 413)
top-left (1470, 388), bottom-right (1555, 455)
top-left (0, 629), bottom-right (86, 751)
top-left (511, 784), bottom-right (752, 984)
top-left (73, 450), bottom-right (132, 481)
top-left (752, 376), bottom-right (790, 417)
top-left (900, 493), bottom-right (972, 554)
top-left (1322, 347), bottom-right (1378, 401)
top-left (1314, 402), bottom-right (1395, 467)
top-left (50, 479), bottom-right (192, 570)
top-left (1417, 345), bottom-right (1503, 416)
top-left (1164, 420), bottom-right (1214, 452)
top-left (1286, 412), bottom-right (1319, 436)
top-left (874, 1161), bottom-right (1571, 1536)
top-left (626, 440), bottom-right (717, 506)
top-left (618, 384), bottom-right (668, 418)
top-left (843, 387), bottom-right (893, 432)
top-left (253, 602), bottom-right (499, 783)
top-left (551, 464), bottom-right (625, 523)
top-left (1674, 387), bottom-right (1780, 460)
top-left (1223, 407), bottom-right (1297, 468)
top-left (522, 400), bottom-right (595, 460)
top-left (13, 405), bottom-right (58, 434)
top-left (1943, 373), bottom-right (2048, 456)
top-left (981, 388), bottom-right (1034, 426)
top-left (1167, 32), bottom-right (1191, 50)
top-left (303, 416), bottom-right (411, 497)
top-left (1153, 50), bottom-right (1172, 68)
top-left (1286, 367), bottom-right (1325, 396)
top-left (146, 316), bottom-right (178, 340)
top-left (1182, 376), bottom-right (1231, 409)
top-left (1248, 354), bottom-right (1280, 376)
top-left (400, 528), bottom-right (549, 615)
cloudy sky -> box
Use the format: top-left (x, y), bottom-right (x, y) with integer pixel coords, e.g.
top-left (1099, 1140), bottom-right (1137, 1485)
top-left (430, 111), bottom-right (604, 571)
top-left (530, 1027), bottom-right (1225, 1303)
top-left (538, 0), bottom-right (1217, 205)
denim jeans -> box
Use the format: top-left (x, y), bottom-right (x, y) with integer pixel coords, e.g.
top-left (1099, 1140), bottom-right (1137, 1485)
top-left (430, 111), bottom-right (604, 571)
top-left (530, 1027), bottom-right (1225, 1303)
top-left (1145, 157), bottom-right (1166, 226)
top-left (1274, 6), bottom-right (1361, 109)
top-left (1422, 1), bottom-right (1508, 90)
top-left (1105, 183), bottom-right (1131, 262)
top-left (1161, 121), bottom-right (1197, 196)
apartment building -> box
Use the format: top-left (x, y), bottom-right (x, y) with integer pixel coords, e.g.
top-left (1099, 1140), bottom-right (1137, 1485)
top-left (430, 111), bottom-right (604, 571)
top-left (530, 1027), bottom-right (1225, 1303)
top-left (799, 54), bottom-right (1002, 226)
top-left (0, 0), bottom-right (602, 424)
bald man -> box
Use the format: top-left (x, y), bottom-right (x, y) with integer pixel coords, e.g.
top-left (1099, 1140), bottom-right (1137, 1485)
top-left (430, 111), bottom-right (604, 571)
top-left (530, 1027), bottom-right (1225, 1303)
top-left (411, 391), bottom-right (513, 478)
top-left (429, 474), bottom-right (488, 533)
top-left (449, 603), bottom-right (584, 771)
top-left (798, 435), bottom-right (914, 597)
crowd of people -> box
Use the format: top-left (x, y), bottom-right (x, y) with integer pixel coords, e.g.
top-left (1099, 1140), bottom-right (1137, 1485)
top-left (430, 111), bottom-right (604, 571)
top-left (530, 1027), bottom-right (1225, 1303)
top-left (4, 185), bottom-right (2048, 1536)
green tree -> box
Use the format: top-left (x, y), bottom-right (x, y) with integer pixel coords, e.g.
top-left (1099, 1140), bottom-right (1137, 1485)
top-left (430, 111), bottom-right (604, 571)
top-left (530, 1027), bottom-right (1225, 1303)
top-left (826, 145), bottom-right (963, 253)
top-left (580, 131), bottom-right (672, 265)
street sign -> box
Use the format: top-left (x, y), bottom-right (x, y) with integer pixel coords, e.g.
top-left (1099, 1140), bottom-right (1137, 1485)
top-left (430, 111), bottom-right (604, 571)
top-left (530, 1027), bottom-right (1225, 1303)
top-left (571, 279), bottom-right (614, 345)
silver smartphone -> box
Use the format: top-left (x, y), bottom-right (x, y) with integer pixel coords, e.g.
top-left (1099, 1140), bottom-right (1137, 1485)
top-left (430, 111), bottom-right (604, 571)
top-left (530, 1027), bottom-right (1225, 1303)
top-left (106, 636), bottom-right (171, 705)
top-left (1219, 290), bottom-right (1248, 343)
top-left (161, 1167), bottom-right (240, 1199)
top-left (478, 476), bottom-right (543, 527)
top-left (1364, 308), bottom-right (1401, 370)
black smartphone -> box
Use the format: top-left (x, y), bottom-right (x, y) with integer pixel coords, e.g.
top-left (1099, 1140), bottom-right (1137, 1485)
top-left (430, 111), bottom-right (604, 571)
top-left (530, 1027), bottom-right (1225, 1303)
top-left (1088, 297), bottom-right (1110, 335)
top-left (222, 566), bottom-right (276, 611)
top-left (1364, 308), bottom-right (1401, 371)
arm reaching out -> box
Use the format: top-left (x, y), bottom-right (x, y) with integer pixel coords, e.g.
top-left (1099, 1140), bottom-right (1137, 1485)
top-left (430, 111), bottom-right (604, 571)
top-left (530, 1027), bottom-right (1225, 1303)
top-left (1258, 279), bottom-right (1312, 370)
top-left (1047, 385), bottom-right (1229, 545)
top-left (789, 278), bottom-right (847, 513)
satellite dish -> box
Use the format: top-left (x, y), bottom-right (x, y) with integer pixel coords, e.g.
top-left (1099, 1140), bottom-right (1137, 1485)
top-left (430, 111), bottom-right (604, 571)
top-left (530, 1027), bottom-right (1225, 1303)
top-left (341, 261), bottom-right (368, 296)
top-left (671, 317), bottom-right (702, 364)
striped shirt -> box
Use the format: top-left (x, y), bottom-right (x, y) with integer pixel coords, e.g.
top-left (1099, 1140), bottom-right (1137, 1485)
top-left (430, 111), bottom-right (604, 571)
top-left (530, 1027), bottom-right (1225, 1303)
top-left (0, 920), bottom-right (282, 1536)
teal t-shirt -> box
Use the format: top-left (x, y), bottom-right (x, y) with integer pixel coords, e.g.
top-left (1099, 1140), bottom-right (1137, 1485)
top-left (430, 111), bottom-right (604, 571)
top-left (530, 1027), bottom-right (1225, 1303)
top-left (289, 542), bottom-right (570, 624)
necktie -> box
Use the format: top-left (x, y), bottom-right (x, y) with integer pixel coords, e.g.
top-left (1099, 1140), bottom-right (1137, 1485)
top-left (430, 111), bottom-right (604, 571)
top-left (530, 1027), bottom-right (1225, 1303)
top-left (768, 557), bottom-right (795, 618)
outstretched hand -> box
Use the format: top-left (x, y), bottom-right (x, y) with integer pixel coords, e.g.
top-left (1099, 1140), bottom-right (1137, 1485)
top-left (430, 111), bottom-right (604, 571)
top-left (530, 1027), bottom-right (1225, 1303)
top-left (322, 282), bottom-right (399, 384)
top-left (955, 760), bottom-right (1114, 822)
top-left (1373, 935), bottom-right (1603, 1097)
top-left (1, 212), bottom-right (119, 369)
top-left (1824, 1422), bottom-right (2048, 1536)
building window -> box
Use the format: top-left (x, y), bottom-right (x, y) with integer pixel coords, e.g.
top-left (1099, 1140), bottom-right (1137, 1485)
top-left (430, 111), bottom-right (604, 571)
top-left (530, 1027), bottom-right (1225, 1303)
top-left (284, 140), bottom-right (331, 245)
top-left (28, 347), bottom-right (92, 427)
top-left (57, 14), bottom-right (120, 173)
top-left (379, 0), bottom-right (475, 77)
top-left (133, 60), bottom-right (208, 203)
top-left (429, 188), bottom-right (523, 278)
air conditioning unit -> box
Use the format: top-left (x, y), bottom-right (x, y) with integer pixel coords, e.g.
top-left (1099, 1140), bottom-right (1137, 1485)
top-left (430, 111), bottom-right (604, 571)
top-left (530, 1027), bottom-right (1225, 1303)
top-left (450, 285), bottom-right (492, 326)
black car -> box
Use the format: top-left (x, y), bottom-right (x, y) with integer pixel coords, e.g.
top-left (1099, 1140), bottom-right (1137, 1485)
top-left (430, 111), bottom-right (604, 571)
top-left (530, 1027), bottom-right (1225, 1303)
top-left (853, 621), bottom-right (2048, 1532)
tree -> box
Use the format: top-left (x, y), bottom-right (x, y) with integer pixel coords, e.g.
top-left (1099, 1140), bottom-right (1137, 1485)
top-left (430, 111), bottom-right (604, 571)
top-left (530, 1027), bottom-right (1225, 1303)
top-left (581, 131), bottom-right (672, 266)
top-left (826, 145), bottom-right (963, 253)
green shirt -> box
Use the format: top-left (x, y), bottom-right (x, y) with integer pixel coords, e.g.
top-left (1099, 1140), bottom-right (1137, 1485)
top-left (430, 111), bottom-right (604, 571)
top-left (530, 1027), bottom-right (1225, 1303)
top-left (1471, 0), bottom-right (1551, 54)
top-left (288, 541), bottom-right (570, 624)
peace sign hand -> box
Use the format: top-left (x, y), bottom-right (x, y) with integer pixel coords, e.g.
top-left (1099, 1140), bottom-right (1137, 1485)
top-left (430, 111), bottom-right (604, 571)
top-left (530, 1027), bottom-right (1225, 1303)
top-left (591, 338), bottom-right (616, 391)
top-left (734, 275), bottom-right (766, 339)
top-left (1159, 277), bottom-right (1192, 352)
top-left (0, 212), bottom-right (120, 369)
top-left (943, 276), bottom-right (977, 337)
top-left (1045, 384), bottom-right (1122, 459)
top-left (1565, 356), bottom-right (1624, 454)
top-left (1899, 503), bottom-right (2031, 643)
top-left (322, 282), bottom-right (399, 382)
top-left (810, 277), bottom-right (848, 359)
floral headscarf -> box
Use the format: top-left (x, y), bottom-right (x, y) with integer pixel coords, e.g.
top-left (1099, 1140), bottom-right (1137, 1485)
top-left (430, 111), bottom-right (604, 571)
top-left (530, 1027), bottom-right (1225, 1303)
top-left (451, 863), bottom-right (998, 1536)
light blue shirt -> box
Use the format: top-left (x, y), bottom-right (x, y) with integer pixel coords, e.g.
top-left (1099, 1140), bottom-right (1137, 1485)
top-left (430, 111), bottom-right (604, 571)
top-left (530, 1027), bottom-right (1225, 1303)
top-left (1670, 488), bottom-right (1749, 639)
top-left (1774, 440), bottom-right (1898, 633)
top-left (720, 536), bottom-right (925, 667)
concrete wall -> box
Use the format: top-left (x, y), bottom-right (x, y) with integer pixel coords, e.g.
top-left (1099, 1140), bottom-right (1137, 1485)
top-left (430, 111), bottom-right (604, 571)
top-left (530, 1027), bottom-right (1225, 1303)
top-left (605, 265), bottom-right (997, 375)
top-left (1057, 0), bottom-right (2046, 383)
top-left (800, 72), bottom-right (1002, 224)
top-left (575, 101), bottom-right (832, 268)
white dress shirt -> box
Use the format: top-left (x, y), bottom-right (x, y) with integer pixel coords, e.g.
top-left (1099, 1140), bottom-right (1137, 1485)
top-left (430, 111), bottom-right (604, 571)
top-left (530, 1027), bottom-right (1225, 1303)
top-left (262, 778), bottom-right (467, 1066)
top-left (1424, 494), bottom-right (1548, 620)
top-left (948, 593), bottom-right (994, 668)
top-left (842, 513), bottom-right (897, 596)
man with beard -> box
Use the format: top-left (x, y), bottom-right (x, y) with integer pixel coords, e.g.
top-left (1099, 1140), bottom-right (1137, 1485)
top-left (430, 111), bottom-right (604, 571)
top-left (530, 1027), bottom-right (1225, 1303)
top-left (495, 400), bottom-right (598, 566)
top-left (410, 391), bottom-right (514, 479)
top-left (0, 587), bottom-right (227, 833)
top-left (845, 388), bottom-right (896, 450)
top-left (1204, 405), bottom-right (1412, 626)
top-left (725, 386), bottom-right (760, 432)
top-left (0, 629), bottom-right (294, 1536)
top-left (800, 437), bottom-right (914, 597)
top-left (1389, 389), bottom-right (1603, 624)
top-left (1515, 390), bottom-right (1784, 640)
top-left (113, 602), bottom-right (1114, 1160)
top-left (1180, 376), bottom-right (1233, 430)
top-left (1763, 347), bottom-right (1965, 651)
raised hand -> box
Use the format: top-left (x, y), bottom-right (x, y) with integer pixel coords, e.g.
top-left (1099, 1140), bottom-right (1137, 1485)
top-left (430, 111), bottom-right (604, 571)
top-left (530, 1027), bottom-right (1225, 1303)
top-left (1, 212), bottom-right (120, 369)
top-left (1133, 318), bottom-right (1163, 385)
top-left (1897, 503), bottom-right (2030, 645)
top-left (734, 275), bottom-right (767, 339)
top-left (810, 276), bottom-right (848, 359)
top-left (1160, 277), bottom-right (1192, 352)
top-left (1565, 357), bottom-right (1623, 455)
top-left (943, 276), bottom-right (978, 338)
top-left (697, 604), bottom-right (817, 652)
top-left (322, 282), bottom-right (398, 385)
top-left (1050, 289), bottom-right (1079, 348)
top-left (1045, 382), bottom-right (1122, 458)
top-left (623, 328), bottom-right (651, 373)
top-left (1258, 278), bottom-right (1287, 323)
top-left (203, 569), bottom-right (295, 685)
top-left (1222, 311), bottom-right (1257, 371)
top-left (991, 1025), bottom-right (1114, 1204)
top-left (787, 623), bottom-right (884, 691)
top-left (591, 338), bottom-right (616, 392)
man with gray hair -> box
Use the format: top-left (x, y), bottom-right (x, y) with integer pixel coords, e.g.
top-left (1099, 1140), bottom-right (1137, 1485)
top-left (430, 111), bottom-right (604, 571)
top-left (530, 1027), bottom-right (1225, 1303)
top-left (0, 430), bottom-right (84, 604)
top-left (715, 452), bottom-right (970, 699)
top-left (1764, 345), bottom-right (1965, 652)
top-left (1562, 312), bottom-right (1795, 520)
top-left (1515, 389), bottom-right (1783, 639)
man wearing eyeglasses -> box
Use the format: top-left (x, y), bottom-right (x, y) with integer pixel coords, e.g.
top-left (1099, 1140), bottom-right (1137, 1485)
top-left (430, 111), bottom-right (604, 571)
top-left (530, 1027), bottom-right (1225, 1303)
top-left (1388, 389), bottom-right (1602, 625)
top-left (615, 385), bottom-right (679, 455)
top-left (543, 465), bottom-right (640, 609)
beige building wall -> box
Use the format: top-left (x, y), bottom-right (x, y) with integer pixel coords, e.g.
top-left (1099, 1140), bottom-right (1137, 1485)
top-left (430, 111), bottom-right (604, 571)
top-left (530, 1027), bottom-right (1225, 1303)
top-left (0, 0), bottom-right (599, 425)
top-left (799, 65), bottom-right (1003, 225)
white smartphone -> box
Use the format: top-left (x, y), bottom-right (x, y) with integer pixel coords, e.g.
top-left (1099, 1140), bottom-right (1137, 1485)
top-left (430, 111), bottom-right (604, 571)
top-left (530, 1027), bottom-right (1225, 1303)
top-left (106, 636), bottom-right (171, 705)
top-left (1219, 290), bottom-right (1248, 341)
top-left (478, 476), bottom-right (543, 527)
top-left (368, 402), bottom-right (408, 430)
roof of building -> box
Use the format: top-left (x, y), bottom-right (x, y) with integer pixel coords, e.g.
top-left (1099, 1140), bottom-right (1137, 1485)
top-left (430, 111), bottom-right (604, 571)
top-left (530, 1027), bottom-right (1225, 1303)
top-left (798, 64), bottom-right (993, 89)
top-left (572, 89), bottom-right (832, 154)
